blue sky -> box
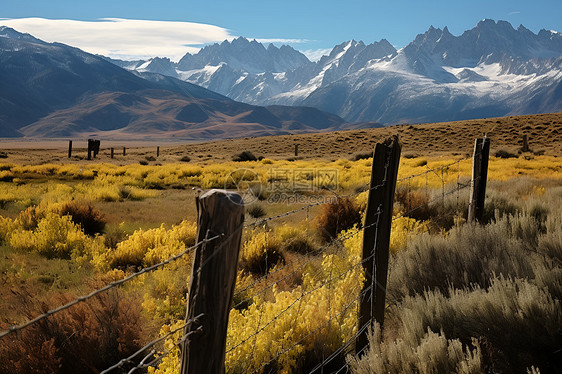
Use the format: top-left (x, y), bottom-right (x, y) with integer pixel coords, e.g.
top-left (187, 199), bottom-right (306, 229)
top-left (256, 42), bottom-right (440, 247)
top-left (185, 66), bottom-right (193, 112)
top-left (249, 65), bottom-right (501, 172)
top-left (1, 0), bottom-right (561, 61)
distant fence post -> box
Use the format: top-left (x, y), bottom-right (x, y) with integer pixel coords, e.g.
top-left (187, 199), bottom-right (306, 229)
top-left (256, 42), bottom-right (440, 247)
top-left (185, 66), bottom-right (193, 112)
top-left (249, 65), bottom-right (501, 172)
top-left (87, 139), bottom-right (100, 159)
top-left (356, 135), bottom-right (401, 356)
top-left (93, 140), bottom-right (100, 158)
top-left (87, 139), bottom-right (93, 160)
top-left (157, 146), bottom-right (160, 158)
top-left (522, 134), bottom-right (529, 152)
top-left (180, 189), bottom-right (244, 374)
top-left (468, 137), bottom-right (490, 223)
top-left (123, 147), bottom-right (126, 156)
top-left (294, 144), bottom-right (298, 157)
top-left (110, 147), bottom-right (114, 159)
top-left (68, 140), bottom-right (72, 158)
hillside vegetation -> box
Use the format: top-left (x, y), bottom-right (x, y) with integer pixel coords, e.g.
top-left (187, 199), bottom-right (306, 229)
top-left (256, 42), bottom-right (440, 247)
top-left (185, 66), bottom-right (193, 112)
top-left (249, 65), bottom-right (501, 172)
top-left (0, 118), bottom-right (560, 373)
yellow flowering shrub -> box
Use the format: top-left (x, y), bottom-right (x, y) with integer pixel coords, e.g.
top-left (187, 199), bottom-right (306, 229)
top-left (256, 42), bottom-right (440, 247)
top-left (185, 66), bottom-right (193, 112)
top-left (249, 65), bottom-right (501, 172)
top-left (240, 230), bottom-right (284, 274)
top-left (225, 227), bottom-right (363, 373)
top-left (109, 221), bottom-right (197, 268)
top-left (389, 216), bottom-right (429, 254)
top-left (148, 320), bottom-right (184, 374)
top-left (8, 212), bottom-right (104, 260)
top-left (0, 216), bottom-right (18, 243)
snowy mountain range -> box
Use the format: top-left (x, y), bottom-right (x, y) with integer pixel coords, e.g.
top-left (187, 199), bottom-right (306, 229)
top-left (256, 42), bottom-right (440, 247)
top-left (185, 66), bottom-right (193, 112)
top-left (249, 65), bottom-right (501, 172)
top-left (113, 19), bottom-right (562, 124)
top-left (0, 26), bottom-right (346, 139)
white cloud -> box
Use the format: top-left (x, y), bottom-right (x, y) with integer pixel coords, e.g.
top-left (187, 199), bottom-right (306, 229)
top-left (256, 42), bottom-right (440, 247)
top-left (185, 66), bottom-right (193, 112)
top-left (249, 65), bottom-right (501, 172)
top-left (300, 48), bottom-right (332, 62)
top-left (508, 11), bottom-right (521, 15)
top-left (0, 17), bottom-right (234, 61)
top-left (256, 38), bottom-right (310, 44)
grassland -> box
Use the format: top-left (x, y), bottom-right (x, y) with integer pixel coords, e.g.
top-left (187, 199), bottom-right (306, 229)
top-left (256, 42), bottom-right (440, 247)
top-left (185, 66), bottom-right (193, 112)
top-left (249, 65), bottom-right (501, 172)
top-left (0, 112), bottom-right (561, 373)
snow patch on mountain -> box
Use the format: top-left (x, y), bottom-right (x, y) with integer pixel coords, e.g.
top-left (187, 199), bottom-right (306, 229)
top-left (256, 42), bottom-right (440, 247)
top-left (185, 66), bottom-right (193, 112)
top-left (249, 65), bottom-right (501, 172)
top-left (104, 20), bottom-right (562, 124)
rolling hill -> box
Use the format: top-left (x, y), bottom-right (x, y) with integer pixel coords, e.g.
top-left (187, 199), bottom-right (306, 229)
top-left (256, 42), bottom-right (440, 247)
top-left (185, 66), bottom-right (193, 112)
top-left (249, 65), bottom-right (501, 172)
top-left (0, 27), bottom-right (348, 139)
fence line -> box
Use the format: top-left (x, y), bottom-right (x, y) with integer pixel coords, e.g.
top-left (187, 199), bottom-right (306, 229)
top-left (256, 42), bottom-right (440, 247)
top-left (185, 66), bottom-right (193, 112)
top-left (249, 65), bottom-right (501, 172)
top-left (100, 313), bottom-right (204, 374)
top-left (0, 235), bottom-right (220, 339)
top-left (246, 178), bottom-right (387, 229)
top-left (397, 157), bottom-right (469, 182)
top-left (226, 249), bottom-right (378, 356)
top-left (5, 136), bottom-right (491, 373)
top-left (125, 325), bottom-right (204, 374)
top-left (232, 208), bottom-right (385, 310)
top-left (251, 285), bottom-right (370, 374)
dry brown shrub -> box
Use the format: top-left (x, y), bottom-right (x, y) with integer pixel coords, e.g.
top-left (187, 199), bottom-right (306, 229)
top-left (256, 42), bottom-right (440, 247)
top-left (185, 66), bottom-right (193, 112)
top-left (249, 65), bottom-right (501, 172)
top-left (394, 186), bottom-right (433, 221)
top-left (60, 202), bottom-right (106, 236)
top-left (316, 197), bottom-right (362, 242)
top-left (0, 289), bottom-right (145, 374)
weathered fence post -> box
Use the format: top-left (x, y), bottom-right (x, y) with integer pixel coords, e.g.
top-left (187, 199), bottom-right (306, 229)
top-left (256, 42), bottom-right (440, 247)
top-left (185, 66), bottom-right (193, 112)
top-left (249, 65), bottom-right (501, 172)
top-left (294, 144), bottom-right (298, 157)
top-left (522, 134), bottom-right (529, 152)
top-left (68, 140), bottom-right (72, 158)
top-left (87, 139), bottom-right (93, 160)
top-left (468, 137), bottom-right (490, 223)
top-left (180, 189), bottom-right (244, 374)
top-left (157, 146), bottom-right (160, 158)
top-left (110, 147), bottom-right (114, 159)
top-left (356, 135), bottom-right (401, 355)
top-left (94, 140), bottom-right (100, 158)
top-left (123, 147), bottom-right (126, 156)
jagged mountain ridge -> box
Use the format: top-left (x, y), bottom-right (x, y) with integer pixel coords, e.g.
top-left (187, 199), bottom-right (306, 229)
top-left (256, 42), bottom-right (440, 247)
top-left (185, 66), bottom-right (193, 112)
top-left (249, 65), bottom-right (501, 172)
top-left (0, 27), bottom-right (347, 139)
top-left (114, 19), bottom-right (562, 124)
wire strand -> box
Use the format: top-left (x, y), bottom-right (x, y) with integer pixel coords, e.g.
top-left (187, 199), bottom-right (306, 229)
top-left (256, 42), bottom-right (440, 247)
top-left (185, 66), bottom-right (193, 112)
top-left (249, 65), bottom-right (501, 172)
top-left (100, 313), bottom-right (204, 374)
top-left (0, 236), bottom-right (219, 339)
top-left (250, 285), bottom-right (370, 374)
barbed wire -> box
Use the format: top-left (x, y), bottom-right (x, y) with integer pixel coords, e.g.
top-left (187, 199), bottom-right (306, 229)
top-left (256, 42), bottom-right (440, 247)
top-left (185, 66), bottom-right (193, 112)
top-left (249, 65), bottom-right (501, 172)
top-left (249, 285), bottom-right (370, 374)
top-left (128, 325), bottom-right (204, 373)
top-left (232, 209), bottom-right (383, 310)
top-left (397, 157), bottom-right (470, 182)
top-left (226, 252), bottom-right (373, 356)
top-left (244, 179), bottom-right (386, 229)
top-left (100, 313), bottom-right (203, 374)
top-left (4, 149), bottom-right (480, 373)
top-left (307, 316), bottom-right (373, 374)
top-left (391, 179), bottom-right (474, 222)
top-left (0, 235), bottom-right (220, 340)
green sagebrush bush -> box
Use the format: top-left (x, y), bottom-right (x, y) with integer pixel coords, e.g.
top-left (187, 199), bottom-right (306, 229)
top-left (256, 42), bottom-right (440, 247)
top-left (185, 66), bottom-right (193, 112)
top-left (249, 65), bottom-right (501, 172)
top-left (354, 211), bottom-right (562, 374)
top-left (349, 323), bottom-right (483, 374)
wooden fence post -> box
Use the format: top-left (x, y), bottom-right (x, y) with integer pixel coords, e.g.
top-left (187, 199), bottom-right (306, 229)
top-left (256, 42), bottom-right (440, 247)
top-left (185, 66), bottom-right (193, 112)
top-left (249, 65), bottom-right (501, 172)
top-left (294, 144), bottom-right (298, 157)
top-left (468, 138), bottom-right (490, 223)
top-left (522, 135), bottom-right (529, 152)
top-left (68, 140), bottom-right (72, 158)
top-left (87, 139), bottom-right (93, 160)
top-left (110, 147), bottom-right (114, 159)
top-left (356, 135), bottom-right (401, 355)
top-left (123, 147), bottom-right (126, 156)
top-left (180, 189), bottom-right (244, 374)
top-left (94, 140), bottom-right (100, 158)
top-left (157, 146), bottom-right (160, 158)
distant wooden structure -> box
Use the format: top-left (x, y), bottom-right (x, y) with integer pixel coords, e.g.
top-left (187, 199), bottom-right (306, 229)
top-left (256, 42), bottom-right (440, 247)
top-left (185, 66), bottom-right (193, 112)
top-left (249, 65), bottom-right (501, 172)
top-left (87, 139), bottom-right (100, 160)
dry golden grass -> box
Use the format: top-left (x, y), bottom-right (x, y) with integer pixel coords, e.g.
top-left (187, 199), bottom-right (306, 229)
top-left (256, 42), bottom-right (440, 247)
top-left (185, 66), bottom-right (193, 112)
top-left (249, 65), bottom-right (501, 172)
top-left (0, 112), bottom-right (560, 164)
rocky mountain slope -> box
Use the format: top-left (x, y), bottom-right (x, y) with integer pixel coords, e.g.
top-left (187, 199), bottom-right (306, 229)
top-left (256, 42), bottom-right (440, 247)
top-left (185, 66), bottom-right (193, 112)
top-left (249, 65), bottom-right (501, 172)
top-left (0, 27), bottom-right (346, 139)
top-left (116, 20), bottom-right (562, 124)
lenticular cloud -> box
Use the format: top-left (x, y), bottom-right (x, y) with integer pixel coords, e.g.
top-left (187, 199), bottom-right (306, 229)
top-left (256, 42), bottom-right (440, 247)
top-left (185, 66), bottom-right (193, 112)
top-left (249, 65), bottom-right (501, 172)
top-left (0, 17), bottom-right (234, 61)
